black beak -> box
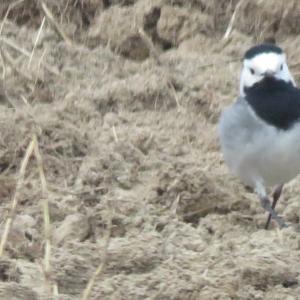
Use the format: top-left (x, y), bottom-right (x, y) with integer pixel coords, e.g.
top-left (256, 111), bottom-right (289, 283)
top-left (263, 70), bottom-right (275, 78)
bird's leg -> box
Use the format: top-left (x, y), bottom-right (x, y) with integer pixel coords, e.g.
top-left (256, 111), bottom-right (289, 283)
top-left (255, 181), bottom-right (287, 229)
top-left (259, 195), bottom-right (287, 228)
top-left (265, 184), bottom-right (284, 230)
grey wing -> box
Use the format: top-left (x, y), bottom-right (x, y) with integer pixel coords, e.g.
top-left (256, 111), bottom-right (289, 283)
top-left (218, 97), bottom-right (265, 173)
top-left (218, 98), bottom-right (262, 148)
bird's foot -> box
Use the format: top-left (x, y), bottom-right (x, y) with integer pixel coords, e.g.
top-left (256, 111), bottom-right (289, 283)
top-left (260, 195), bottom-right (287, 229)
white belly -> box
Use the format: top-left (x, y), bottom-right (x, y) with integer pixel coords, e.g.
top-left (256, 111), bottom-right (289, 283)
top-left (227, 126), bottom-right (300, 187)
top-left (219, 99), bottom-right (300, 188)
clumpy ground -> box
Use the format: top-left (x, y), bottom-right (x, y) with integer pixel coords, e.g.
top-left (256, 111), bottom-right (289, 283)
top-left (0, 1), bottom-right (300, 299)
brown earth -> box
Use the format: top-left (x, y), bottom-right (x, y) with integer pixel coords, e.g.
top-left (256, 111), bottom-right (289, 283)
top-left (0, 0), bottom-right (300, 299)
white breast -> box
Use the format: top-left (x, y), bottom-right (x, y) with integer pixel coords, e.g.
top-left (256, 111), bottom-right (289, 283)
top-left (219, 98), bottom-right (300, 187)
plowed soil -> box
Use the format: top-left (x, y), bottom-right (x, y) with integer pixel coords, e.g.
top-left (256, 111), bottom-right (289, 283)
top-left (1, 1), bottom-right (300, 299)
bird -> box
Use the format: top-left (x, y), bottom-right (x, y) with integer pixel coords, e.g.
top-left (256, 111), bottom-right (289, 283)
top-left (218, 43), bottom-right (300, 229)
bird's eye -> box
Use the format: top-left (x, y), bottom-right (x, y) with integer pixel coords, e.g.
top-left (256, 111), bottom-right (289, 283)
top-left (250, 68), bottom-right (255, 75)
top-left (280, 64), bottom-right (283, 71)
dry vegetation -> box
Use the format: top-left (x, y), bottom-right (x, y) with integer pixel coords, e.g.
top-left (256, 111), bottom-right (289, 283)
top-left (1, 0), bottom-right (300, 299)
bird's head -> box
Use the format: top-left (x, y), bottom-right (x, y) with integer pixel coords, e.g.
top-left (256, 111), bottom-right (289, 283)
top-left (240, 44), bottom-right (295, 96)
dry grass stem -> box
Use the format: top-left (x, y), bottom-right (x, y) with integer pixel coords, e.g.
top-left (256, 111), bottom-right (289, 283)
top-left (0, 0), bottom-right (25, 35)
top-left (49, 185), bottom-right (107, 197)
top-left (112, 126), bottom-right (119, 142)
top-left (0, 138), bottom-right (35, 257)
top-left (0, 37), bottom-right (29, 57)
top-left (138, 28), bottom-right (162, 66)
top-left (32, 135), bottom-right (58, 295)
top-left (28, 16), bottom-right (46, 68)
top-left (13, 94), bottom-right (56, 295)
top-left (37, 48), bottom-right (48, 78)
top-left (40, 1), bottom-right (73, 46)
top-left (0, 48), bottom-right (7, 79)
top-left (18, 95), bottom-right (55, 295)
top-left (167, 81), bottom-right (181, 109)
top-left (171, 194), bottom-right (180, 217)
top-left (0, 46), bottom-right (33, 81)
top-left (81, 209), bottom-right (113, 300)
top-left (0, 36), bottom-right (59, 75)
top-left (223, 0), bottom-right (244, 39)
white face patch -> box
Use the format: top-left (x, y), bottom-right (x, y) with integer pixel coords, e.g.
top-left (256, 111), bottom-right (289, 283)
top-left (239, 52), bottom-right (296, 96)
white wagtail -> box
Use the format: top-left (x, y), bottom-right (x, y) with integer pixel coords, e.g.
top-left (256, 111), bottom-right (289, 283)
top-left (219, 43), bottom-right (300, 229)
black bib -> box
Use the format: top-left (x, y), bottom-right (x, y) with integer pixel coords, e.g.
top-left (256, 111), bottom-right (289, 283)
top-left (245, 78), bottom-right (300, 130)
